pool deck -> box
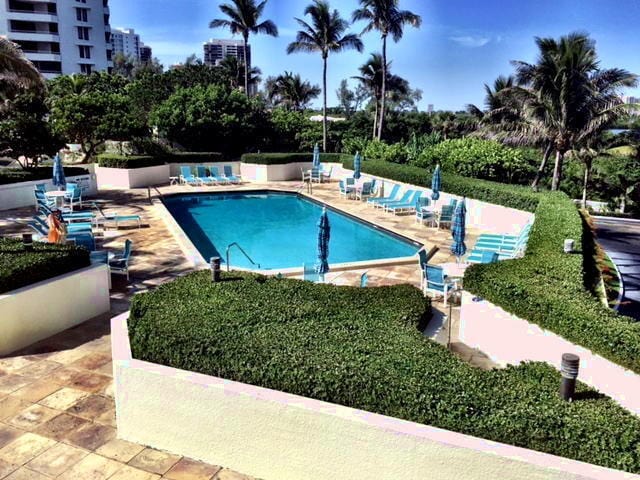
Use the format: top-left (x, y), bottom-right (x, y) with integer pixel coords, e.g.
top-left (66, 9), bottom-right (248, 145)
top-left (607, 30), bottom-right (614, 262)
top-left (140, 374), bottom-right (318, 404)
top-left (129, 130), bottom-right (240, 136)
top-left (0, 180), bottom-right (493, 479)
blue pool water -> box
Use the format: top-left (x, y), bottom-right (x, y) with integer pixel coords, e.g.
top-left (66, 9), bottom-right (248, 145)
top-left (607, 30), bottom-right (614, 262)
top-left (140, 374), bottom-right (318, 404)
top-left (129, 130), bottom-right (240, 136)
top-left (164, 192), bottom-right (420, 270)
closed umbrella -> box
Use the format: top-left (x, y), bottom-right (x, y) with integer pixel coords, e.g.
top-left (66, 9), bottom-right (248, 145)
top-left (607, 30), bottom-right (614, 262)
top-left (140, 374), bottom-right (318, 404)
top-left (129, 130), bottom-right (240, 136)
top-left (315, 207), bottom-right (331, 282)
top-left (431, 165), bottom-right (441, 200)
top-left (313, 143), bottom-right (321, 169)
top-left (451, 199), bottom-right (467, 261)
top-left (52, 153), bottom-right (66, 190)
top-left (353, 152), bottom-right (362, 180)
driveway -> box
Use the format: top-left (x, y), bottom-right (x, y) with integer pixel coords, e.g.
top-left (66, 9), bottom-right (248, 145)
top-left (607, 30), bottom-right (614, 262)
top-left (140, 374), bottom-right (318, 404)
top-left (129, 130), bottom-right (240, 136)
top-left (594, 217), bottom-right (640, 320)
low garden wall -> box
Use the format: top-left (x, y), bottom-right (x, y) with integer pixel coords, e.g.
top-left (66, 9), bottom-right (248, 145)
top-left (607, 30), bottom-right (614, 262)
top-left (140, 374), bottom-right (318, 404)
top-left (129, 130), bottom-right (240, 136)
top-left (458, 291), bottom-right (640, 417)
top-left (112, 311), bottom-right (631, 480)
top-left (1, 264), bottom-right (110, 355)
top-left (0, 169), bottom-right (97, 211)
top-left (240, 161), bottom-right (313, 182)
top-left (96, 164), bottom-right (170, 189)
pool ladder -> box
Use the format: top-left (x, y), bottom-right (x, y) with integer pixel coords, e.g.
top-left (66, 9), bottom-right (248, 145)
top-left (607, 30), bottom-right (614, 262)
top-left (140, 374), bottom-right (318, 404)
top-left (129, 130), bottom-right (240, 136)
top-left (225, 242), bottom-right (261, 271)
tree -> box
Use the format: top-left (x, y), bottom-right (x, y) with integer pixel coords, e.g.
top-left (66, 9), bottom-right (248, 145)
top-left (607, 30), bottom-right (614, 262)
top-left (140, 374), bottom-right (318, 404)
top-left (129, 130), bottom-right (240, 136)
top-left (112, 53), bottom-right (137, 79)
top-left (210, 0), bottom-right (278, 96)
top-left (287, 0), bottom-right (363, 151)
top-left (184, 54), bottom-right (202, 66)
top-left (336, 79), bottom-right (356, 115)
top-left (510, 33), bottom-right (638, 190)
top-left (0, 38), bottom-right (43, 102)
top-left (0, 92), bottom-right (64, 169)
top-left (218, 55), bottom-right (261, 90)
top-left (466, 75), bottom-right (515, 121)
top-left (352, 0), bottom-right (421, 141)
top-left (47, 73), bottom-right (146, 162)
top-left (266, 71), bottom-right (320, 111)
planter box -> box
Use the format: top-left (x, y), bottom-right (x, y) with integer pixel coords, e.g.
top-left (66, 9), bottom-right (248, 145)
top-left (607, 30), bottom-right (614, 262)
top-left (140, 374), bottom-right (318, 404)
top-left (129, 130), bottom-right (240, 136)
top-left (0, 170), bottom-right (97, 211)
top-left (240, 162), bottom-right (313, 182)
top-left (96, 164), bottom-right (170, 189)
top-left (459, 291), bottom-right (640, 417)
top-left (1, 264), bottom-right (110, 355)
top-left (112, 312), bottom-right (627, 480)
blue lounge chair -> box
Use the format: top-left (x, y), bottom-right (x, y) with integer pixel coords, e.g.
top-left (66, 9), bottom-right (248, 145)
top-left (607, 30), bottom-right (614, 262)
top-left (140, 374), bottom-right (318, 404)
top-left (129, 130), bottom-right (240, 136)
top-left (376, 189), bottom-right (413, 210)
top-left (466, 249), bottom-right (499, 264)
top-left (109, 239), bottom-right (133, 280)
top-left (38, 203), bottom-right (95, 223)
top-left (34, 215), bottom-right (92, 234)
top-left (91, 202), bottom-right (141, 229)
top-left (367, 184), bottom-right (400, 207)
top-left (196, 166), bottom-right (216, 185)
top-left (28, 221), bottom-right (96, 251)
top-left (384, 191), bottom-right (421, 214)
top-left (437, 205), bottom-right (455, 229)
top-left (210, 166), bottom-right (229, 184)
top-left (223, 165), bottom-right (241, 184)
top-left (423, 264), bottom-right (455, 306)
top-left (180, 166), bottom-right (201, 186)
top-left (477, 224), bottom-right (532, 243)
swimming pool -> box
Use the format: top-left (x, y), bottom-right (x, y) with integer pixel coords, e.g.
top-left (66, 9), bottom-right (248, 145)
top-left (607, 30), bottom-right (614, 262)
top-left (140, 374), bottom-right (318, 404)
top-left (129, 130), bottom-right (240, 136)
top-left (163, 191), bottom-right (420, 270)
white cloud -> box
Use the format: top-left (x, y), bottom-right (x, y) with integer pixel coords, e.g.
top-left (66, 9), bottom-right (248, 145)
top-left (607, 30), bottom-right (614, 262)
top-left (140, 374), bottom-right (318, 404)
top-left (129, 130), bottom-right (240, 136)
top-left (449, 35), bottom-right (491, 48)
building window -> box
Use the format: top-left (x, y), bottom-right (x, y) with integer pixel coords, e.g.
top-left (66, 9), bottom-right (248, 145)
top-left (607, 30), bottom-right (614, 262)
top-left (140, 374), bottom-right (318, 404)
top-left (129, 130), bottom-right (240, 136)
top-left (106, 49), bottom-right (112, 61)
top-left (77, 26), bottom-right (90, 40)
top-left (76, 0), bottom-right (87, 3)
top-left (80, 64), bottom-right (92, 74)
top-left (78, 45), bottom-right (91, 59)
top-left (76, 8), bottom-right (88, 22)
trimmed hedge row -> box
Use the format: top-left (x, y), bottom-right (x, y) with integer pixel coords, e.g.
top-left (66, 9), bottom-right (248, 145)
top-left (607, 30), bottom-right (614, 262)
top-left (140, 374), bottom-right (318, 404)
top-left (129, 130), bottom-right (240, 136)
top-left (241, 152), bottom-right (350, 165)
top-left (97, 152), bottom-right (224, 169)
top-left (342, 158), bottom-right (540, 212)
top-left (0, 238), bottom-right (90, 294)
top-left (0, 167), bottom-right (90, 186)
top-left (344, 158), bottom-right (640, 373)
top-left (129, 271), bottom-right (640, 473)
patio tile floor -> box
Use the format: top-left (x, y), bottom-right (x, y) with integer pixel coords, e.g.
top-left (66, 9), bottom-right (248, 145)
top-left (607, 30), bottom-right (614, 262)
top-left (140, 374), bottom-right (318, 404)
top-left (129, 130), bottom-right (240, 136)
top-left (0, 180), bottom-right (499, 479)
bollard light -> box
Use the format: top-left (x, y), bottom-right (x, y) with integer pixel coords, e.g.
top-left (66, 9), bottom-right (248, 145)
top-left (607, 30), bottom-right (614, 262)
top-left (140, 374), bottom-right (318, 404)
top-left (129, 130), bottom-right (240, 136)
top-left (210, 257), bottom-right (221, 283)
top-left (563, 239), bottom-right (575, 254)
top-left (560, 353), bottom-right (580, 401)
top-left (22, 233), bottom-right (33, 251)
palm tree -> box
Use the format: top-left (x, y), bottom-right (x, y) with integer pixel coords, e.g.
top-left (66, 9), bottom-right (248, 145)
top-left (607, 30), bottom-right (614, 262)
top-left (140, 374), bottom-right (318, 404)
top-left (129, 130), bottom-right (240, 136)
top-left (210, 0), bottom-right (278, 96)
top-left (466, 75), bottom-right (515, 120)
top-left (218, 55), bottom-right (261, 90)
top-left (352, 52), bottom-right (408, 138)
top-left (352, 0), bottom-right (421, 141)
top-left (0, 38), bottom-right (43, 101)
top-left (266, 72), bottom-right (320, 111)
top-left (287, 0), bottom-right (363, 151)
top-left (509, 33), bottom-right (637, 191)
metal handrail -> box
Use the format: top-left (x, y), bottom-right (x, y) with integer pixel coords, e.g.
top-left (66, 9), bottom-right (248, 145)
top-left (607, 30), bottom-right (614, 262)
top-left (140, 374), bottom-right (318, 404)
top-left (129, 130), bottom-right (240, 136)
top-left (226, 242), bottom-right (260, 271)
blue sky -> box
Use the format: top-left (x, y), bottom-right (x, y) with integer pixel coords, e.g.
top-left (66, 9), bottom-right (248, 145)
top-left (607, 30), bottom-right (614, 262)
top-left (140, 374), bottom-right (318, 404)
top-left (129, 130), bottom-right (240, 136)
top-left (109, 0), bottom-right (640, 111)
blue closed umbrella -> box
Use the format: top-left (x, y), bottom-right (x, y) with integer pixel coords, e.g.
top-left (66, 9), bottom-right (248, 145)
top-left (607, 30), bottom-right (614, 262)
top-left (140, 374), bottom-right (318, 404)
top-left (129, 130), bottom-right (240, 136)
top-left (313, 143), bottom-right (321, 169)
top-left (353, 152), bottom-right (362, 180)
top-left (431, 165), bottom-right (441, 200)
top-left (52, 153), bottom-right (66, 190)
top-left (315, 207), bottom-right (331, 282)
top-left (451, 199), bottom-right (467, 260)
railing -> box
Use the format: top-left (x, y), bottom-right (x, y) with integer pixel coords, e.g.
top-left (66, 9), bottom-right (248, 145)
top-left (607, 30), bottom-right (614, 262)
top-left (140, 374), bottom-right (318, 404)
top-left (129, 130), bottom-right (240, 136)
top-left (225, 242), bottom-right (260, 272)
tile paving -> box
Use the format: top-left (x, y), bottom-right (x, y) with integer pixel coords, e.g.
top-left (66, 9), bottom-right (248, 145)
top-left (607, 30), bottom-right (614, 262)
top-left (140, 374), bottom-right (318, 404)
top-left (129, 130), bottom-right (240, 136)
top-left (0, 180), bottom-right (497, 479)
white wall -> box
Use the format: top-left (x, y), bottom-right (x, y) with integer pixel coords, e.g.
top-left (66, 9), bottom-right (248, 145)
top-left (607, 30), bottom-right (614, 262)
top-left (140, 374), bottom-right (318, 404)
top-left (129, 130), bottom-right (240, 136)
top-left (0, 170), bottom-right (97, 211)
top-left (458, 292), bottom-right (640, 417)
top-left (96, 164), bottom-right (170, 189)
top-left (111, 313), bottom-right (628, 480)
top-left (240, 162), bottom-right (313, 182)
top-left (0, 264), bottom-right (110, 355)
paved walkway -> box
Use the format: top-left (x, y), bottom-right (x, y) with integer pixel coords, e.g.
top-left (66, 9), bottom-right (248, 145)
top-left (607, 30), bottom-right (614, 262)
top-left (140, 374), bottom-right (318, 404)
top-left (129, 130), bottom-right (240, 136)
top-left (595, 217), bottom-right (640, 320)
top-left (0, 181), bottom-right (497, 479)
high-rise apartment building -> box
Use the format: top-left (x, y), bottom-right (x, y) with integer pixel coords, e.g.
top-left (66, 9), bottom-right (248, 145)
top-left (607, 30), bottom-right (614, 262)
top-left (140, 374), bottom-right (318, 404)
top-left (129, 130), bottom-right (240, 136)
top-left (111, 27), bottom-right (139, 59)
top-left (0, 0), bottom-right (113, 77)
top-left (203, 38), bottom-right (250, 67)
top-left (139, 43), bottom-right (152, 62)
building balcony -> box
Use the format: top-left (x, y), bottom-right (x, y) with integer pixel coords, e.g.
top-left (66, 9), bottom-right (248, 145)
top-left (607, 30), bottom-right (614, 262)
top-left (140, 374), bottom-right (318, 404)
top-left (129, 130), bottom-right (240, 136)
top-left (9, 31), bottom-right (60, 42)
top-left (104, 6), bottom-right (110, 14)
top-left (7, 11), bottom-right (57, 23)
top-left (25, 52), bottom-right (61, 62)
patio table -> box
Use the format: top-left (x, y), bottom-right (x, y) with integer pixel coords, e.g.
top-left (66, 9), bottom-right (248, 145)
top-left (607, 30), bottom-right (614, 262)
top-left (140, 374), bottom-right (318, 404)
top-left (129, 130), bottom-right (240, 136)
top-left (45, 190), bottom-right (68, 208)
top-left (441, 262), bottom-right (470, 285)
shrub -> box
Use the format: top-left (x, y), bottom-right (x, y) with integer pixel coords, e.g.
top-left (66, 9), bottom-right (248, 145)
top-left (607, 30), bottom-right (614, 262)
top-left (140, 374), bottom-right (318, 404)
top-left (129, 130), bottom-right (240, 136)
top-left (0, 238), bottom-right (90, 293)
top-left (97, 154), bottom-right (163, 169)
top-left (241, 152), bottom-right (349, 165)
top-left (343, 158), bottom-right (540, 212)
top-left (363, 140), bottom-right (408, 164)
top-left (160, 152), bottom-right (224, 164)
top-left (0, 167), bottom-right (89, 186)
top-left (129, 271), bottom-right (640, 473)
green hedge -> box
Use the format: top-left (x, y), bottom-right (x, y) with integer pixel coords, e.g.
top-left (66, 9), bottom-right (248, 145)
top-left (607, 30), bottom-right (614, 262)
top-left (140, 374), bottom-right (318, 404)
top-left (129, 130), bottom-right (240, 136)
top-left (129, 271), bottom-right (640, 473)
top-left (343, 159), bottom-right (640, 373)
top-left (0, 238), bottom-right (90, 294)
top-left (342, 158), bottom-right (540, 212)
top-left (97, 155), bottom-right (163, 169)
top-left (0, 167), bottom-right (89, 186)
top-left (160, 152), bottom-right (224, 164)
top-left (241, 152), bottom-right (350, 165)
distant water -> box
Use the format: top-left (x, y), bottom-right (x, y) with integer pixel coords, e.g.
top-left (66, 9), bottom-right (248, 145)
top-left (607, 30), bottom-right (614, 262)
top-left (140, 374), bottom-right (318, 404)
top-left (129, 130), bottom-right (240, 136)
top-left (608, 129), bottom-right (631, 135)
